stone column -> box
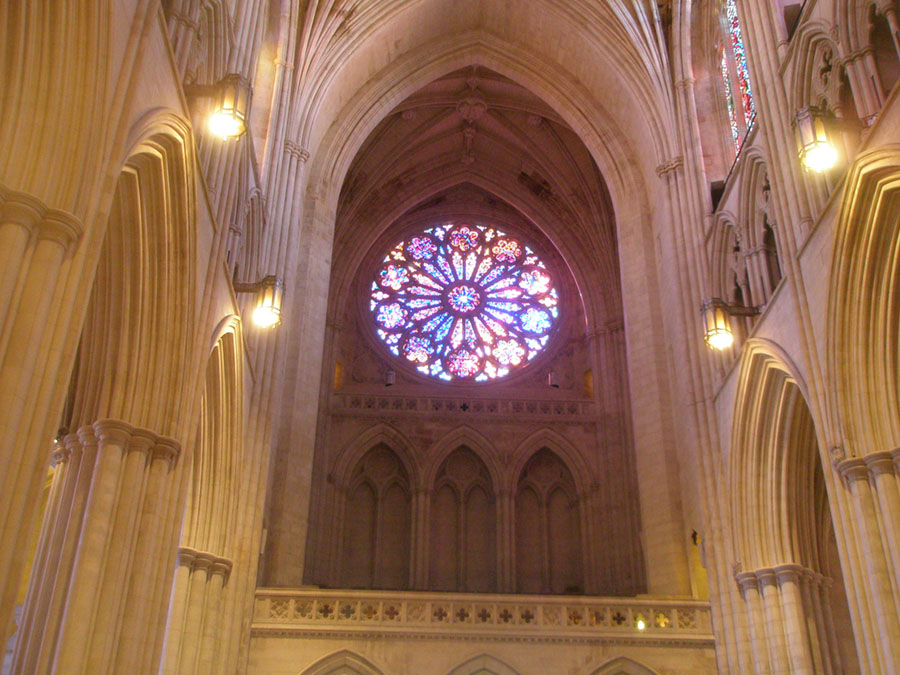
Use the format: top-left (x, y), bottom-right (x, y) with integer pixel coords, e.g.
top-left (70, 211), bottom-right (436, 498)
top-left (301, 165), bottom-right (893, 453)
top-left (773, 564), bottom-right (816, 674)
top-left (757, 569), bottom-right (792, 672)
top-left (13, 419), bottom-right (183, 674)
top-left (837, 457), bottom-right (900, 673)
top-left (162, 547), bottom-right (233, 674)
top-left (735, 572), bottom-right (771, 673)
top-left (0, 190), bottom-right (82, 635)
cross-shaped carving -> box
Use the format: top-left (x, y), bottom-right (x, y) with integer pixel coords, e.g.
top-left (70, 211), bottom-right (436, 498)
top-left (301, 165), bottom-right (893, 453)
top-left (384, 605), bottom-right (400, 620)
top-left (456, 607), bottom-right (470, 622)
top-left (477, 608), bottom-right (491, 622)
top-left (318, 603), bottom-right (333, 618)
top-left (499, 608), bottom-right (513, 623)
top-left (433, 606), bottom-right (448, 621)
top-left (521, 609), bottom-right (535, 623)
top-left (340, 604), bottom-right (354, 619)
top-left (460, 402), bottom-right (469, 411)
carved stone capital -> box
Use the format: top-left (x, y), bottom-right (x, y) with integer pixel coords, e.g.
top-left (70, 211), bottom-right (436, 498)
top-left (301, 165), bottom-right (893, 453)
top-left (772, 563), bottom-right (803, 584)
top-left (0, 186), bottom-right (83, 249)
top-left (284, 141), bottom-right (310, 162)
top-left (837, 457), bottom-right (870, 483)
top-left (864, 450), bottom-right (897, 477)
top-left (655, 157), bottom-right (683, 178)
top-left (178, 547), bottom-right (233, 581)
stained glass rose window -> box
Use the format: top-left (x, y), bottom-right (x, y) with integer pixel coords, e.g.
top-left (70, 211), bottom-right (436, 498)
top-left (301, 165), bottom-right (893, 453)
top-left (369, 223), bottom-right (559, 381)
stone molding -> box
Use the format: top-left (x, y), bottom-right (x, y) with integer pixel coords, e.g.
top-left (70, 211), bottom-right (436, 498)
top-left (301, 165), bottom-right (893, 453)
top-left (57, 419), bottom-right (182, 466)
top-left (252, 589), bottom-right (713, 646)
top-left (177, 547), bottom-right (233, 581)
top-left (330, 392), bottom-right (595, 422)
top-left (836, 449), bottom-right (900, 482)
top-left (0, 184), bottom-right (83, 249)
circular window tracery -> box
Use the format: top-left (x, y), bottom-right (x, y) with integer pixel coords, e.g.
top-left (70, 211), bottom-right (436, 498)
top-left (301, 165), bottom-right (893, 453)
top-left (369, 222), bottom-right (559, 381)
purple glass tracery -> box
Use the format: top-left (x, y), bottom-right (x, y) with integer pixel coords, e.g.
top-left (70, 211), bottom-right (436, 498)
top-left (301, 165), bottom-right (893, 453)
top-left (370, 222), bottom-right (560, 381)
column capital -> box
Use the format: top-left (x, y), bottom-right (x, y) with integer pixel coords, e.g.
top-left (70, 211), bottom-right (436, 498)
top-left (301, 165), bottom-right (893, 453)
top-left (864, 450), bottom-right (897, 476)
top-left (772, 562), bottom-right (803, 584)
top-left (655, 156), bottom-right (683, 178)
top-left (284, 141), bottom-right (310, 162)
top-left (836, 456), bottom-right (869, 482)
top-left (177, 547), bottom-right (233, 581)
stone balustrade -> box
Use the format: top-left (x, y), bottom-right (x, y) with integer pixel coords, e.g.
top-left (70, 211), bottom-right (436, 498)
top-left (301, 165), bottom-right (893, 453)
top-left (252, 589), bottom-right (713, 646)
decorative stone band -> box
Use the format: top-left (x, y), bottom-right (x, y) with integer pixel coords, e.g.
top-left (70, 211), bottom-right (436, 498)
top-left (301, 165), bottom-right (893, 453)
top-left (284, 141), bottom-right (310, 162)
top-left (177, 547), bottom-right (233, 581)
top-left (836, 449), bottom-right (900, 482)
top-left (735, 564), bottom-right (831, 592)
top-left (655, 157), bottom-right (684, 178)
top-left (0, 183), bottom-right (83, 249)
top-left (54, 419), bottom-right (181, 467)
top-left (252, 589), bottom-right (713, 646)
top-left (331, 393), bottom-right (595, 422)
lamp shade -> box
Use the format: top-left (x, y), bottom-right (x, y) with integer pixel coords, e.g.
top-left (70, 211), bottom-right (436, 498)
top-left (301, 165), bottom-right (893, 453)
top-left (209, 74), bottom-right (251, 140)
top-left (251, 275), bottom-right (284, 327)
top-left (701, 298), bottom-right (734, 350)
top-left (794, 106), bottom-right (837, 172)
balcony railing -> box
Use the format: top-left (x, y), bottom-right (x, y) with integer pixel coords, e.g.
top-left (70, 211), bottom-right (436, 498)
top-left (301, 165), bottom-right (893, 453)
top-left (253, 589), bottom-right (714, 646)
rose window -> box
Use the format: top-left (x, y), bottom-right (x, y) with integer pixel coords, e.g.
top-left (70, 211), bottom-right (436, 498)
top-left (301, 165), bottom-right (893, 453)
top-left (369, 223), bottom-right (559, 381)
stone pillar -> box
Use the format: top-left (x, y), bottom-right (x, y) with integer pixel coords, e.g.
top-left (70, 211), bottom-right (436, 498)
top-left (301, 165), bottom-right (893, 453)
top-left (837, 456), bottom-right (900, 672)
top-left (735, 572), bottom-right (771, 673)
top-left (162, 547), bottom-right (233, 674)
top-left (0, 189), bottom-right (82, 635)
top-left (12, 419), bottom-right (183, 674)
top-left (756, 569), bottom-right (792, 672)
top-left (773, 564), bottom-right (816, 674)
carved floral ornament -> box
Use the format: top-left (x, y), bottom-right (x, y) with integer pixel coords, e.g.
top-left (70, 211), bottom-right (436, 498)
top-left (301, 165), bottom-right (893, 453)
top-left (369, 222), bottom-right (560, 382)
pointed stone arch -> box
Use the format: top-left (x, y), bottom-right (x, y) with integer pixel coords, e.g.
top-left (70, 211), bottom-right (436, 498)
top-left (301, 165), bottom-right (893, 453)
top-left (298, 649), bottom-right (384, 675)
top-left (424, 425), bottom-right (500, 490)
top-left (333, 423), bottom-right (421, 491)
top-left (588, 656), bottom-right (660, 675)
top-left (828, 147), bottom-right (900, 457)
top-left (509, 428), bottom-right (590, 495)
top-left (446, 653), bottom-right (520, 675)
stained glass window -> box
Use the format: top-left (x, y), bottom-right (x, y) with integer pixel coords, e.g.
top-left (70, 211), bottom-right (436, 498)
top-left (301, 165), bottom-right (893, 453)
top-left (721, 0), bottom-right (755, 152)
top-left (370, 222), bottom-right (559, 382)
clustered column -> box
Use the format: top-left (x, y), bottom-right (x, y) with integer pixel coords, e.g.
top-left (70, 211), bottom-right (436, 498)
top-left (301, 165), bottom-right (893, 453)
top-left (736, 563), bottom-right (842, 674)
top-left (11, 419), bottom-right (183, 674)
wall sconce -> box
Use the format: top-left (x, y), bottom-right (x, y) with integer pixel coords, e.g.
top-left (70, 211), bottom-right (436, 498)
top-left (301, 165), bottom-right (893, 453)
top-left (700, 298), bottom-right (760, 351)
top-left (234, 275), bottom-right (284, 328)
top-left (548, 371), bottom-right (560, 388)
top-left (794, 106), bottom-right (838, 172)
top-left (385, 369), bottom-right (396, 387)
top-left (186, 74), bottom-right (251, 140)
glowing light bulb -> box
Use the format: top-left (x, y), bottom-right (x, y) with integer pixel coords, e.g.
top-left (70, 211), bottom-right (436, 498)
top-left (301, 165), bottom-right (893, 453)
top-left (252, 304), bottom-right (280, 328)
top-left (636, 618), bottom-right (647, 631)
top-left (801, 141), bottom-right (838, 172)
top-left (706, 327), bottom-right (735, 351)
top-left (209, 110), bottom-right (245, 139)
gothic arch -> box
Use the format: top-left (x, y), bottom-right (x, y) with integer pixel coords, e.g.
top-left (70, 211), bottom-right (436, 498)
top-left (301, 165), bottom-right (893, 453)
top-left (588, 656), bottom-right (660, 675)
top-left (729, 339), bottom-right (818, 568)
top-left (424, 426), bottom-right (501, 490)
top-left (446, 653), bottom-right (520, 675)
top-left (509, 428), bottom-right (590, 495)
top-left (300, 30), bottom-right (653, 255)
top-left (828, 147), bottom-right (900, 457)
top-left (332, 423), bottom-right (421, 491)
top-left (298, 649), bottom-right (384, 675)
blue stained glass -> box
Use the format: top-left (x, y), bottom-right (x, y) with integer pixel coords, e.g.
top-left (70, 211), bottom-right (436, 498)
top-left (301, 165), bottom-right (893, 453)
top-left (369, 222), bottom-right (559, 380)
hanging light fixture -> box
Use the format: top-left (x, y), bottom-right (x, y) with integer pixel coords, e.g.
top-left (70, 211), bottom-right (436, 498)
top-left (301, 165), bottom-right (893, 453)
top-left (234, 275), bottom-right (284, 328)
top-left (794, 106), bottom-right (838, 172)
top-left (208, 74), bottom-right (251, 139)
top-left (187, 74), bottom-right (251, 140)
top-left (700, 298), bottom-right (760, 351)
